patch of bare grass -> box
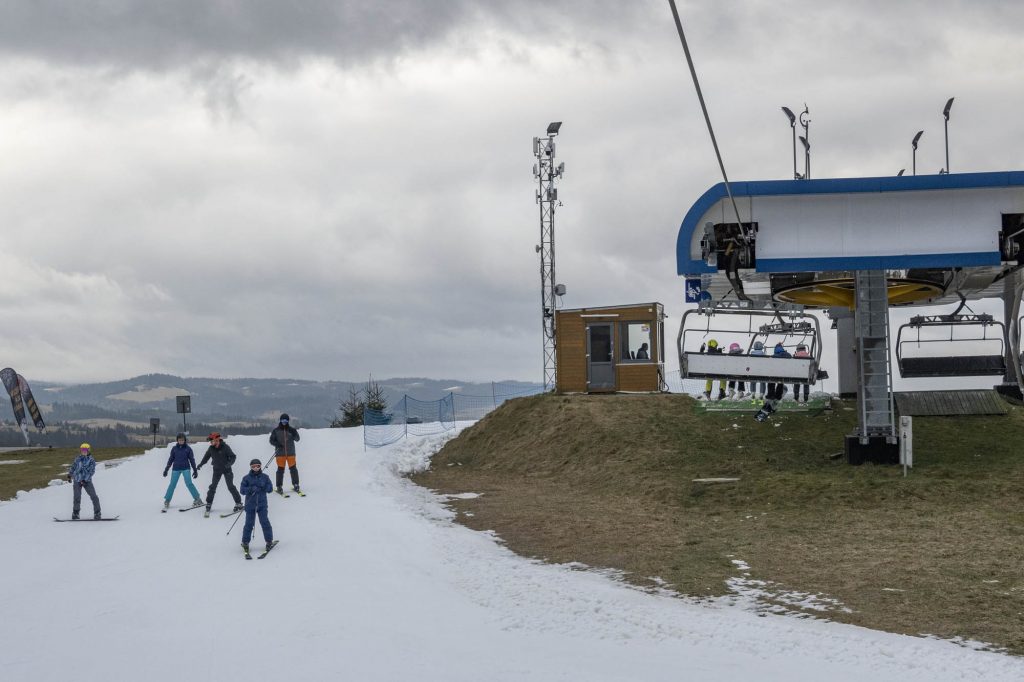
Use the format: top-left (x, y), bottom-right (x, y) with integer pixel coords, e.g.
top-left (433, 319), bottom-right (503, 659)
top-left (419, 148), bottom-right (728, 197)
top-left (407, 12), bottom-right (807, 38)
top-left (0, 447), bottom-right (146, 501)
top-left (412, 393), bottom-right (1024, 654)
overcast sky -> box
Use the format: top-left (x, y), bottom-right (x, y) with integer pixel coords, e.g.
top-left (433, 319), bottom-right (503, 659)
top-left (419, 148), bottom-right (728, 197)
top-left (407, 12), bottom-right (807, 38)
top-left (1, 1), bottom-right (1022, 384)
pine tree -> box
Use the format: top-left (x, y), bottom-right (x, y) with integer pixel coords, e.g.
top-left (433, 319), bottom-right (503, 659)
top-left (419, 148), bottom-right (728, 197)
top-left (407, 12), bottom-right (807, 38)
top-left (332, 386), bottom-right (365, 428)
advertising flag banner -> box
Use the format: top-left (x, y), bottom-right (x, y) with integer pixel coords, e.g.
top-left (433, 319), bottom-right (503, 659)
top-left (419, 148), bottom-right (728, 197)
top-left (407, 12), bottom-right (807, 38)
top-left (17, 374), bottom-right (46, 431)
top-left (0, 367), bottom-right (30, 443)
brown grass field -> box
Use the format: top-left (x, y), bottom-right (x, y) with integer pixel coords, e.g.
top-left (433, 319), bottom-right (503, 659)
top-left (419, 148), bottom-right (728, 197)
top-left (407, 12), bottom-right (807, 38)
top-left (412, 393), bottom-right (1024, 654)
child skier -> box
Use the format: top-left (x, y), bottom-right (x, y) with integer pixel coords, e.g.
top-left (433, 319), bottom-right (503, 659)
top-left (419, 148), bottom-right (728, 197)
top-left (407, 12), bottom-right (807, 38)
top-left (269, 413), bottom-right (301, 494)
top-left (792, 344), bottom-right (811, 403)
top-left (197, 432), bottom-right (243, 517)
top-left (240, 458), bottom-right (275, 557)
top-left (67, 443), bottom-right (102, 520)
top-left (699, 340), bottom-right (726, 400)
top-left (726, 342), bottom-right (747, 399)
top-left (749, 341), bottom-right (767, 404)
top-left (162, 433), bottom-right (203, 511)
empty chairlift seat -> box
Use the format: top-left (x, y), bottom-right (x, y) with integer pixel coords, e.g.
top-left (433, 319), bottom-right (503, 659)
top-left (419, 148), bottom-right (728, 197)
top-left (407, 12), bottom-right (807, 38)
top-left (896, 314), bottom-right (1007, 378)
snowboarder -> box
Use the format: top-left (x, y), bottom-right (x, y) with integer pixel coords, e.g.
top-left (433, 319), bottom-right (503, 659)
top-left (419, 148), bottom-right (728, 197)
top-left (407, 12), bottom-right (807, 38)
top-left (240, 458), bottom-right (274, 557)
top-left (755, 344), bottom-right (793, 422)
top-left (162, 433), bottom-right (203, 510)
top-left (197, 432), bottom-right (243, 517)
top-left (67, 443), bottom-right (102, 520)
top-left (269, 413), bottom-right (301, 494)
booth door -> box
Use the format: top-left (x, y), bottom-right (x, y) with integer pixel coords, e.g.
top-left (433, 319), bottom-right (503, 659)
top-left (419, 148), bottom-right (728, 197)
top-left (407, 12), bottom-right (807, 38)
top-left (586, 323), bottom-right (615, 391)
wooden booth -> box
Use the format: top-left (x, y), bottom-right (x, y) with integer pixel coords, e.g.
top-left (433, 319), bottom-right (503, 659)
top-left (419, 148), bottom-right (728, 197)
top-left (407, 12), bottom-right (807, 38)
top-left (555, 302), bottom-right (665, 393)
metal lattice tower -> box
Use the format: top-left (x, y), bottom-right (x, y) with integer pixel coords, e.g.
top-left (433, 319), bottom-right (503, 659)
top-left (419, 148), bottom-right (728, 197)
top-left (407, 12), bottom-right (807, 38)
top-left (533, 122), bottom-right (565, 391)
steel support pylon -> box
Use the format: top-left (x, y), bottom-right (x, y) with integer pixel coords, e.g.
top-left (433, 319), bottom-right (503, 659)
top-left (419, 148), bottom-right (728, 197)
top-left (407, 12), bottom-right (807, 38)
top-left (853, 270), bottom-right (897, 444)
top-left (533, 127), bottom-right (564, 391)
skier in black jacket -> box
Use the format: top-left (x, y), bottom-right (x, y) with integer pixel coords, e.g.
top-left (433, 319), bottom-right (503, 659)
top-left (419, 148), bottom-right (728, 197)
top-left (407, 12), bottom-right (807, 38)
top-left (269, 413), bottom-right (301, 494)
top-left (197, 432), bottom-right (243, 516)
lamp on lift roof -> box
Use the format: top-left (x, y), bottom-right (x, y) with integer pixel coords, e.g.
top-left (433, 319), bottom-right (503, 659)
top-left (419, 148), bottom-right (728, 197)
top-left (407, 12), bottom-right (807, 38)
top-left (911, 130), bottom-right (923, 176)
top-left (941, 97), bottom-right (954, 174)
top-left (781, 106), bottom-right (799, 179)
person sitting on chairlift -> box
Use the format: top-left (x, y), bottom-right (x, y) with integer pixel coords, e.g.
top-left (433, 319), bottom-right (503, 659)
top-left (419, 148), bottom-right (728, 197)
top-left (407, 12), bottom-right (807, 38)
top-left (699, 339), bottom-right (726, 401)
top-left (726, 342), bottom-right (746, 399)
top-left (792, 343), bottom-right (811, 403)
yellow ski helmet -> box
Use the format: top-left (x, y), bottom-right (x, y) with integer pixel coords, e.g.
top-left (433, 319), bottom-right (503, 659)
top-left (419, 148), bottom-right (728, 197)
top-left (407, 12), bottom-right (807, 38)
top-left (707, 339), bottom-right (719, 348)
top-left (79, 443), bottom-right (91, 451)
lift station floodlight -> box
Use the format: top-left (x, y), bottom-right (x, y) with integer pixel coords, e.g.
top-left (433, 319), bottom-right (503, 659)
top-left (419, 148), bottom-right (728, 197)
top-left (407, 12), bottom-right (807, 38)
top-left (942, 97), bottom-right (954, 173)
top-left (547, 121), bottom-right (562, 135)
top-left (781, 106), bottom-right (799, 179)
top-left (912, 130), bottom-right (923, 176)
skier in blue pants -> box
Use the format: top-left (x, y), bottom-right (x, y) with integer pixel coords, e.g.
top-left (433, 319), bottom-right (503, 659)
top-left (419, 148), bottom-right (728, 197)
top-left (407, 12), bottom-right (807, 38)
top-left (162, 432), bottom-right (203, 510)
top-left (240, 458), bottom-right (274, 555)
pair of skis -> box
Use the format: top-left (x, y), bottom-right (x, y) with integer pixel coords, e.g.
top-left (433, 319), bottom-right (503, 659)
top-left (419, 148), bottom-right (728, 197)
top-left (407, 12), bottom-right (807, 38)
top-left (244, 540), bottom-right (279, 560)
top-left (275, 488), bottom-right (306, 499)
top-left (53, 516), bottom-right (120, 522)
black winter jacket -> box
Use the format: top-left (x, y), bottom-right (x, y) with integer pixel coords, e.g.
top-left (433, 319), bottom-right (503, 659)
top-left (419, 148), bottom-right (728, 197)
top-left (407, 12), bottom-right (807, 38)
top-left (269, 426), bottom-right (300, 456)
top-left (198, 442), bottom-right (237, 471)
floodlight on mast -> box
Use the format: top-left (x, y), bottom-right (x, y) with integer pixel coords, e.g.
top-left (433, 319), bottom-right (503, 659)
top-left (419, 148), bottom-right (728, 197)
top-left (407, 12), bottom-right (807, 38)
top-left (781, 106), bottom-right (799, 179)
top-left (942, 97), bottom-right (954, 174)
top-left (911, 130), bottom-right (923, 176)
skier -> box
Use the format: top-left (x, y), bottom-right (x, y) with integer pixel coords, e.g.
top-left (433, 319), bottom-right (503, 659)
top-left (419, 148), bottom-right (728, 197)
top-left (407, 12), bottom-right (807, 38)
top-left (749, 341), bottom-right (768, 404)
top-left (726, 342), bottom-right (746, 399)
top-left (240, 458), bottom-right (275, 557)
top-left (269, 413), bottom-right (301, 494)
top-left (792, 344), bottom-right (811, 403)
top-left (197, 432), bottom-right (243, 517)
top-left (67, 443), bottom-right (102, 520)
top-left (699, 340), bottom-right (726, 400)
top-left (162, 432), bottom-right (203, 511)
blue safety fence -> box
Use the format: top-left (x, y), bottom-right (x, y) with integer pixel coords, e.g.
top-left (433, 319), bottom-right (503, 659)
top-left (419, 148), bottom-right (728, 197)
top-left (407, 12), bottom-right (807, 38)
top-left (364, 381), bottom-right (546, 448)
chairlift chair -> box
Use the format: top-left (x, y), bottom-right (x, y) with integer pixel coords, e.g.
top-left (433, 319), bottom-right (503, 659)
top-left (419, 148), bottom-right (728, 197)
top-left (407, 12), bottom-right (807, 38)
top-left (895, 313), bottom-right (1006, 378)
top-left (678, 306), bottom-right (823, 384)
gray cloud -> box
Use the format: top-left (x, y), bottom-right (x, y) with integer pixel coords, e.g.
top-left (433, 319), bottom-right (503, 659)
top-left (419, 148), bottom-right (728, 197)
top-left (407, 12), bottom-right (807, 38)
top-left (0, 1), bottom-right (1022, 385)
top-left (0, 0), bottom-right (646, 69)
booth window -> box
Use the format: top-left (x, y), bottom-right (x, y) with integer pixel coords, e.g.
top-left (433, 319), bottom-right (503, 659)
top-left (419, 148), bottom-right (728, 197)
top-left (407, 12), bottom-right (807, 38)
top-left (620, 322), bottom-right (652, 361)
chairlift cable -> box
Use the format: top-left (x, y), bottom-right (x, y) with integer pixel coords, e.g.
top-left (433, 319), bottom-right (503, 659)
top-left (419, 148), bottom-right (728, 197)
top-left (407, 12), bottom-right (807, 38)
top-left (666, 0), bottom-right (752, 251)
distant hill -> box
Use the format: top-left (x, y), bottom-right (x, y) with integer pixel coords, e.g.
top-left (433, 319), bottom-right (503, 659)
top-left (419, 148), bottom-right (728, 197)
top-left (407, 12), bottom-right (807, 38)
top-left (28, 374), bottom-right (542, 428)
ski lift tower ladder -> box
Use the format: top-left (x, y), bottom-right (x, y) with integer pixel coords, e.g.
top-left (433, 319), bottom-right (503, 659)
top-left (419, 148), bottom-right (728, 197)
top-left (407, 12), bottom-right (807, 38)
top-left (851, 270), bottom-right (898, 461)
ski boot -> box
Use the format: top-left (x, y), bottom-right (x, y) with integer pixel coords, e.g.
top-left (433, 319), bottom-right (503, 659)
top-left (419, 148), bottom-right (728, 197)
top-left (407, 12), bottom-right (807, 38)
top-left (94, 513), bottom-right (102, 520)
top-left (71, 513), bottom-right (80, 520)
top-left (191, 498), bottom-right (204, 509)
top-left (242, 543), bottom-right (251, 559)
top-left (276, 487), bottom-right (285, 495)
top-left (292, 485), bottom-right (301, 494)
top-left (204, 504), bottom-right (211, 518)
top-left (163, 499), bottom-right (170, 512)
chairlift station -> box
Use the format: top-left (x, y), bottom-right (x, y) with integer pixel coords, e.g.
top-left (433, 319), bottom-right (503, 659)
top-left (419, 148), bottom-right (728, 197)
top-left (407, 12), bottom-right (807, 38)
top-left (676, 171), bottom-right (1024, 462)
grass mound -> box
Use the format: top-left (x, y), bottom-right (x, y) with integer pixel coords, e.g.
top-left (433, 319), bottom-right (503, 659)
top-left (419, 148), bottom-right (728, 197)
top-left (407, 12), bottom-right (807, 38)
top-left (412, 393), bottom-right (1024, 653)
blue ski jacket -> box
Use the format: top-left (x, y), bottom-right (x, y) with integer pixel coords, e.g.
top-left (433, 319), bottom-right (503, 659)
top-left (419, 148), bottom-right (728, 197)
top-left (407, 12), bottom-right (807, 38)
top-left (240, 471), bottom-right (273, 510)
top-left (69, 454), bottom-right (96, 483)
top-left (165, 443), bottom-right (196, 471)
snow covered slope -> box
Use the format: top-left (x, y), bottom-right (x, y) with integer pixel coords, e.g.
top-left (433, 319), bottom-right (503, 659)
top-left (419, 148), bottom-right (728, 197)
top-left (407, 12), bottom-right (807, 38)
top-left (1, 427), bottom-right (1022, 681)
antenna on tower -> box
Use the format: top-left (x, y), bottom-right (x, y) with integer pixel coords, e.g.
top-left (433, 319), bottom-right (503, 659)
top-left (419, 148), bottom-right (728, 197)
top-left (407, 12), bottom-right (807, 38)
top-left (533, 121), bottom-right (565, 391)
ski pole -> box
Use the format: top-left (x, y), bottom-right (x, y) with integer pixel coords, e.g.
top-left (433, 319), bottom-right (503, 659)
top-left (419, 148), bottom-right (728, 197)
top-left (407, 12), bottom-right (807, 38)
top-left (226, 508), bottom-right (243, 535)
